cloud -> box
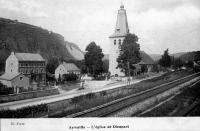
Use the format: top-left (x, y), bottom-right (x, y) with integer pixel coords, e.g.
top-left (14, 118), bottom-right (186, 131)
top-left (0, 0), bottom-right (48, 19)
top-left (0, 0), bottom-right (200, 54)
top-left (131, 0), bottom-right (200, 12)
top-left (130, 4), bottom-right (200, 54)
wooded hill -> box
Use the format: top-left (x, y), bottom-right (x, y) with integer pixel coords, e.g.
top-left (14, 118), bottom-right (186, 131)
top-left (0, 18), bottom-right (83, 73)
top-left (179, 51), bottom-right (200, 61)
top-left (150, 51), bottom-right (200, 62)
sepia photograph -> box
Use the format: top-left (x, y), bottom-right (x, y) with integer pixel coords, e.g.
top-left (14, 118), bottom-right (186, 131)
top-left (0, 0), bottom-right (200, 130)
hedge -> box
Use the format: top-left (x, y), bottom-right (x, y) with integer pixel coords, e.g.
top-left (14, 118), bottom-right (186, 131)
top-left (0, 104), bottom-right (48, 118)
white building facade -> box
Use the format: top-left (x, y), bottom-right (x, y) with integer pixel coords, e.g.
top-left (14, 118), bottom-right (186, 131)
top-left (109, 4), bottom-right (129, 76)
top-left (55, 62), bottom-right (80, 79)
top-left (5, 52), bottom-right (19, 75)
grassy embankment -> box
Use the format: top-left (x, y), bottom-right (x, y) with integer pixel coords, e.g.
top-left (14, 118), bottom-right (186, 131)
top-left (140, 77), bottom-right (200, 116)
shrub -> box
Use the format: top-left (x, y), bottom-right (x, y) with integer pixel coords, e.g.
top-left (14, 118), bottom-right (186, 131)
top-left (71, 95), bottom-right (85, 104)
top-left (0, 104), bottom-right (48, 118)
top-left (100, 91), bottom-right (107, 96)
top-left (86, 93), bottom-right (95, 99)
top-left (0, 83), bottom-right (14, 95)
top-left (62, 73), bottom-right (78, 81)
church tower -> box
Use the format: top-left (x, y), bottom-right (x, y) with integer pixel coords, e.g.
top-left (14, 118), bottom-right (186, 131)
top-left (109, 4), bottom-right (129, 76)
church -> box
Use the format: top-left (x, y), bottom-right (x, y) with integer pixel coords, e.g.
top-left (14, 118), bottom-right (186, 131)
top-left (109, 4), bottom-right (155, 76)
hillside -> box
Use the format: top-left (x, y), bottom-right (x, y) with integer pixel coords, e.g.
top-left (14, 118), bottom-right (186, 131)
top-left (171, 52), bottom-right (187, 58)
top-left (149, 52), bottom-right (187, 62)
top-left (179, 51), bottom-right (200, 61)
top-left (65, 41), bottom-right (84, 60)
top-left (0, 18), bottom-right (83, 72)
top-left (149, 54), bottom-right (161, 61)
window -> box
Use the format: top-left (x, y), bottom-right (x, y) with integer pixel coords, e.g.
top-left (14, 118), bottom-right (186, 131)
top-left (118, 39), bottom-right (121, 45)
top-left (118, 39), bottom-right (121, 49)
top-left (19, 76), bottom-right (23, 81)
top-left (114, 40), bottom-right (116, 45)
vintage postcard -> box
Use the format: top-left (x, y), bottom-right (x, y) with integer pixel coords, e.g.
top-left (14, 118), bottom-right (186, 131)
top-left (0, 0), bottom-right (200, 130)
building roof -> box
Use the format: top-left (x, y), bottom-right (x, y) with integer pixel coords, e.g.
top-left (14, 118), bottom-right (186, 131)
top-left (14, 52), bottom-right (45, 61)
top-left (109, 33), bottom-right (128, 38)
top-left (62, 62), bottom-right (80, 72)
top-left (0, 73), bottom-right (21, 81)
top-left (109, 5), bottom-right (129, 38)
top-left (139, 51), bottom-right (155, 65)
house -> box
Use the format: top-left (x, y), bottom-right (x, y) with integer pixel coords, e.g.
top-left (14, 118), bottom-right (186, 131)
top-left (55, 62), bottom-right (80, 79)
top-left (0, 73), bottom-right (29, 94)
top-left (4, 52), bottom-right (46, 84)
top-left (139, 51), bottom-right (155, 72)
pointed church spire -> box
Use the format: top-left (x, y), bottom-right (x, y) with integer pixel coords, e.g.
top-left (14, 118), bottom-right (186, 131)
top-left (120, 0), bottom-right (124, 9)
top-left (110, 2), bottom-right (129, 38)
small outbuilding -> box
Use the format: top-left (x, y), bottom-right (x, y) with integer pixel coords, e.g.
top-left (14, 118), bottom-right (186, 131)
top-left (55, 62), bottom-right (80, 79)
top-left (0, 73), bottom-right (29, 94)
top-left (139, 51), bottom-right (155, 72)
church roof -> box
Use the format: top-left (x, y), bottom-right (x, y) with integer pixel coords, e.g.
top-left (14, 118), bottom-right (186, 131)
top-left (109, 33), bottom-right (127, 38)
top-left (109, 4), bottom-right (129, 38)
top-left (62, 62), bottom-right (80, 72)
top-left (139, 51), bottom-right (155, 65)
top-left (14, 52), bottom-right (45, 62)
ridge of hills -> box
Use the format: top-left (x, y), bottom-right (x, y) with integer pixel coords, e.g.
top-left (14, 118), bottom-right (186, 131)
top-left (149, 51), bottom-right (200, 62)
top-left (0, 17), bottom-right (84, 72)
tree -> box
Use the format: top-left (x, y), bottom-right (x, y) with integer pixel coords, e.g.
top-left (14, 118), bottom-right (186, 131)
top-left (117, 33), bottom-right (141, 76)
top-left (172, 58), bottom-right (184, 69)
top-left (102, 59), bottom-right (109, 73)
top-left (159, 49), bottom-right (171, 68)
top-left (185, 60), bottom-right (193, 68)
top-left (84, 42), bottom-right (104, 77)
top-left (141, 65), bottom-right (148, 74)
top-left (46, 57), bottom-right (60, 74)
top-left (62, 73), bottom-right (78, 81)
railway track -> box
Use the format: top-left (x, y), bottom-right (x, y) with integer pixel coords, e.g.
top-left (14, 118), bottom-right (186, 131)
top-left (66, 72), bottom-right (200, 118)
top-left (171, 79), bottom-right (200, 116)
top-left (176, 100), bottom-right (200, 116)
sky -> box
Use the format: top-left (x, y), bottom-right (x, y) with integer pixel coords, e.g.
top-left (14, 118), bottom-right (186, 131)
top-left (0, 0), bottom-right (200, 54)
